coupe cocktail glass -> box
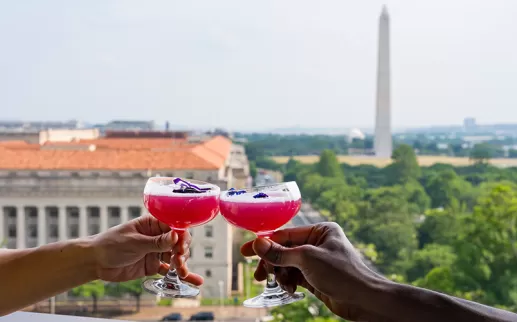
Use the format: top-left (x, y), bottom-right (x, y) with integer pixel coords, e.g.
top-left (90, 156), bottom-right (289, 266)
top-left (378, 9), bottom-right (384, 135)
top-left (142, 177), bottom-right (220, 298)
top-left (219, 182), bottom-right (304, 308)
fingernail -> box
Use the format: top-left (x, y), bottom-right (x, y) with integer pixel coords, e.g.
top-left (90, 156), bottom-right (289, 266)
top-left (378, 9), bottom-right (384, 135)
top-left (183, 243), bottom-right (188, 250)
top-left (254, 238), bottom-right (272, 255)
top-left (179, 255), bottom-right (186, 265)
top-left (169, 231), bottom-right (177, 243)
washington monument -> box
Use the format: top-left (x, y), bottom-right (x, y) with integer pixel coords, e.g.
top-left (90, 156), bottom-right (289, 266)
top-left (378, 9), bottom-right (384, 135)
top-left (374, 5), bottom-right (392, 158)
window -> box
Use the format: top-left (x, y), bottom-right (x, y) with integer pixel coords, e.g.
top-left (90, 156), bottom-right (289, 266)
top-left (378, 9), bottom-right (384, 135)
top-left (49, 224), bottom-right (58, 238)
top-left (70, 224), bottom-right (79, 238)
top-left (205, 225), bottom-right (213, 238)
top-left (8, 226), bottom-right (16, 238)
top-left (108, 207), bottom-right (121, 228)
top-left (204, 246), bottom-right (213, 259)
top-left (129, 207), bottom-right (141, 220)
top-left (89, 224), bottom-right (100, 235)
top-left (28, 225), bottom-right (37, 238)
top-left (205, 269), bottom-right (212, 278)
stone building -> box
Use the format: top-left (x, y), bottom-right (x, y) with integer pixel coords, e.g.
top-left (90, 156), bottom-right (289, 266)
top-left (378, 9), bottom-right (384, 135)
top-left (0, 134), bottom-right (250, 298)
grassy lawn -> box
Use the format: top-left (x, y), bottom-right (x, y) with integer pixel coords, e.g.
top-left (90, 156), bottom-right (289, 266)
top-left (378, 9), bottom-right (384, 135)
top-left (271, 155), bottom-right (517, 167)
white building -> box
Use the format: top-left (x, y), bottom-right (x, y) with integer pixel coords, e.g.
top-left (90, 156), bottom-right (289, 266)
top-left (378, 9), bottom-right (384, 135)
top-left (0, 135), bottom-right (250, 298)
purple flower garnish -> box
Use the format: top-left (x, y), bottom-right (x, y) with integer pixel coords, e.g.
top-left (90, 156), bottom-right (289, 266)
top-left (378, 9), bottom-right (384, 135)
top-left (253, 192), bottom-right (269, 199)
top-left (172, 178), bottom-right (210, 193)
top-left (228, 189), bottom-right (246, 196)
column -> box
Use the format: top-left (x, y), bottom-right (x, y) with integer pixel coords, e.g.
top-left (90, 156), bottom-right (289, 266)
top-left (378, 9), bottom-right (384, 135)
top-left (37, 206), bottom-right (46, 246)
top-left (58, 206), bottom-right (67, 241)
top-left (79, 206), bottom-right (88, 238)
top-left (121, 206), bottom-right (129, 223)
top-left (100, 206), bottom-right (108, 233)
top-left (0, 207), bottom-right (4, 247)
top-left (16, 206), bottom-right (26, 249)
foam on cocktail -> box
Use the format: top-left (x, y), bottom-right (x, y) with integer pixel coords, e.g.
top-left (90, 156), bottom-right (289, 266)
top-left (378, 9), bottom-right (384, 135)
top-left (144, 179), bottom-right (220, 197)
top-left (220, 181), bottom-right (301, 203)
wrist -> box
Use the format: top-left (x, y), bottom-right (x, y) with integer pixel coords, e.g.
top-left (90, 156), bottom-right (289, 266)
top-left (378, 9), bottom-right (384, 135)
top-left (356, 270), bottom-right (397, 317)
top-left (71, 237), bottom-right (99, 281)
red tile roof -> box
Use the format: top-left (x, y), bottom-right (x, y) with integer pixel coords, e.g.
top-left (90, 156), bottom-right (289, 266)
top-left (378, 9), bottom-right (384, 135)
top-left (0, 136), bottom-right (232, 171)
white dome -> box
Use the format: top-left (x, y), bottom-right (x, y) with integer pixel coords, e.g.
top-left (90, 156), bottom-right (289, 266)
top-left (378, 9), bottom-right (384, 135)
top-left (348, 128), bottom-right (365, 140)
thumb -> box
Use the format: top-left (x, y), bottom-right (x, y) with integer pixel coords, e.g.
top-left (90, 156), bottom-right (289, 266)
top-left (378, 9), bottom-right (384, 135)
top-left (139, 231), bottom-right (178, 253)
top-left (252, 238), bottom-right (303, 267)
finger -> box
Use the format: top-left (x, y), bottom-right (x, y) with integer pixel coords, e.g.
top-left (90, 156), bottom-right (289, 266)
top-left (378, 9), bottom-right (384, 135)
top-left (174, 230), bottom-right (192, 255)
top-left (145, 253), bottom-right (162, 276)
top-left (172, 249), bottom-right (190, 268)
top-left (241, 240), bottom-right (256, 257)
top-left (254, 259), bottom-right (268, 281)
top-left (139, 230), bottom-right (178, 253)
top-left (252, 238), bottom-right (307, 267)
top-left (158, 263), bottom-right (170, 276)
top-left (176, 261), bottom-right (189, 279)
top-left (182, 272), bottom-right (204, 287)
top-left (276, 267), bottom-right (302, 294)
top-left (268, 225), bottom-right (319, 246)
top-left (137, 215), bottom-right (171, 236)
top-left (160, 251), bottom-right (172, 264)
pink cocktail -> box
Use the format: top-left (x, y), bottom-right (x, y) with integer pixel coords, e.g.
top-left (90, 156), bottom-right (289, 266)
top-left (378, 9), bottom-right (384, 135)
top-left (219, 182), bottom-right (304, 308)
top-left (142, 177), bottom-right (220, 298)
top-left (144, 194), bottom-right (219, 229)
top-left (219, 198), bottom-right (301, 237)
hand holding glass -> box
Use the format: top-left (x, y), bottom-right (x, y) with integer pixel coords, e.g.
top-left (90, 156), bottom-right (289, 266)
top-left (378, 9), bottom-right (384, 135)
top-left (219, 182), bottom-right (304, 307)
top-left (142, 177), bottom-right (220, 298)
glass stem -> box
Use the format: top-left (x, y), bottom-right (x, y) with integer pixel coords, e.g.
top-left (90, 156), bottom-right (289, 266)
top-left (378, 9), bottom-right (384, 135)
top-left (266, 273), bottom-right (278, 288)
top-left (163, 228), bottom-right (182, 287)
top-left (164, 269), bottom-right (180, 283)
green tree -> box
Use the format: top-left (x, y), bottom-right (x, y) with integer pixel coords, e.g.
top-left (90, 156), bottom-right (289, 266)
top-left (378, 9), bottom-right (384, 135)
top-left (355, 186), bottom-right (418, 272)
top-left (254, 156), bottom-right (283, 171)
top-left (469, 143), bottom-right (493, 164)
top-left (72, 281), bottom-right (105, 315)
top-left (424, 169), bottom-right (473, 209)
top-left (271, 293), bottom-right (342, 322)
top-left (403, 181), bottom-right (431, 214)
top-left (385, 144), bottom-right (420, 185)
top-left (315, 149), bottom-right (344, 178)
top-left (413, 266), bottom-right (457, 295)
top-left (406, 244), bottom-right (457, 282)
top-left (509, 149), bottom-right (517, 159)
top-left (105, 279), bottom-right (144, 312)
top-left (417, 208), bottom-right (461, 247)
top-left (249, 161), bottom-right (257, 180)
top-left (455, 184), bottom-right (517, 307)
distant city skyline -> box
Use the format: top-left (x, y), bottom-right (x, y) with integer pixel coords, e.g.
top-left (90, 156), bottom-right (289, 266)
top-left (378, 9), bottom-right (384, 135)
top-left (1, 1), bottom-right (517, 130)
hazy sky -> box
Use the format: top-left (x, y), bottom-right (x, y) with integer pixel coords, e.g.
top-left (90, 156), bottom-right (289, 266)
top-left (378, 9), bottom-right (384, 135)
top-left (1, 1), bottom-right (516, 131)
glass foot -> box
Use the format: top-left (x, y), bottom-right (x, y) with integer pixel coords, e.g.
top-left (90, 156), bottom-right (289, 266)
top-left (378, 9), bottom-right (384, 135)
top-left (142, 277), bottom-right (199, 298)
top-left (243, 285), bottom-right (305, 308)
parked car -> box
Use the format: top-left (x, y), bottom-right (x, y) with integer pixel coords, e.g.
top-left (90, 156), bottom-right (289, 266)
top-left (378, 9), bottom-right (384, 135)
top-left (189, 311), bottom-right (215, 321)
top-left (162, 312), bottom-right (183, 321)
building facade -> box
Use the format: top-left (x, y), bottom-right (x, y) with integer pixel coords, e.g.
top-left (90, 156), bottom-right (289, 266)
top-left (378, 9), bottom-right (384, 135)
top-left (0, 135), bottom-right (250, 298)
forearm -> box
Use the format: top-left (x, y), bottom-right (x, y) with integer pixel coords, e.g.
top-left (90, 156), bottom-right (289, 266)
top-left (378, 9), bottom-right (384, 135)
top-left (370, 281), bottom-right (517, 322)
top-left (0, 238), bottom-right (98, 316)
